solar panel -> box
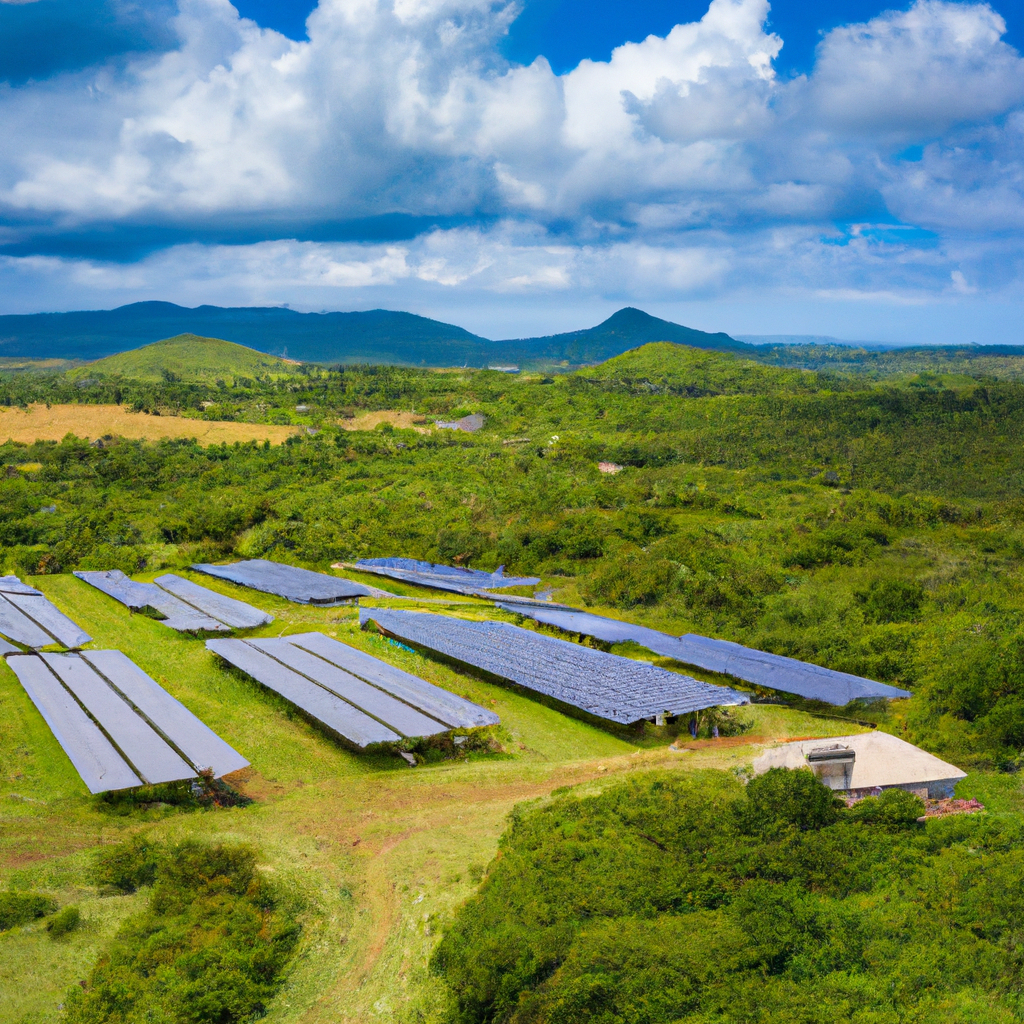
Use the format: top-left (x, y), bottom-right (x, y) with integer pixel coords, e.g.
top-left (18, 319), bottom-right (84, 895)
top-left (207, 638), bottom-right (400, 748)
top-left (0, 576), bottom-right (42, 595)
top-left (355, 557), bottom-right (540, 596)
top-left (498, 603), bottom-right (910, 705)
top-left (0, 638), bottom-right (19, 657)
top-left (248, 638), bottom-right (447, 738)
top-left (669, 635), bottom-right (912, 704)
top-left (3, 592), bottom-right (91, 649)
top-left (153, 574), bottom-right (273, 629)
top-left (0, 594), bottom-right (56, 649)
top-left (81, 650), bottom-right (249, 778)
top-left (41, 654), bottom-right (195, 785)
top-left (7, 654), bottom-right (141, 793)
top-left (361, 608), bottom-right (747, 725)
top-left (287, 632), bottom-right (500, 728)
top-left (74, 570), bottom-right (230, 633)
top-left (193, 559), bottom-right (371, 604)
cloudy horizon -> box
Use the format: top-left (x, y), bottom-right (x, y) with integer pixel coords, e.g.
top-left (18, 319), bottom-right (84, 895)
top-left (0, 0), bottom-right (1022, 343)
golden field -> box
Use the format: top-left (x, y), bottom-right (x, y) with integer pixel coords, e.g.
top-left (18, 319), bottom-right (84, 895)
top-left (0, 404), bottom-right (299, 445)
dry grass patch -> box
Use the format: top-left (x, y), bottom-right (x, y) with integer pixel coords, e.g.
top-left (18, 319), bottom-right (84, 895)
top-left (338, 411), bottom-right (430, 432)
top-left (0, 404), bottom-right (298, 445)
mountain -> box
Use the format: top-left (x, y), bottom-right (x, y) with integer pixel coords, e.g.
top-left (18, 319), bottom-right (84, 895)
top-left (0, 301), bottom-right (746, 366)
top-left (0, 301), bottom-right (489, 364)
top-left (70, 334), bottom-right (300, 383)
top-left (503, 307), bottom-right (752, 363)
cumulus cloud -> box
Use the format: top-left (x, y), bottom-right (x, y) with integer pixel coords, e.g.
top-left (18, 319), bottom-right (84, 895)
top-left (0, 0), bottom-right (1022, 321)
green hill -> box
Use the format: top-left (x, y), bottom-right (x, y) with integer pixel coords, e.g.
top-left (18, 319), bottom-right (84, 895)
top-left (71, 334), bottom-right (301, 383)
top-left (578, 341), bottom-right (852, 396)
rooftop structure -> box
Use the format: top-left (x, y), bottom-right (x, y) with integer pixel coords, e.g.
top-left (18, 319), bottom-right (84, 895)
top-left (361, 607), bottom-right (747, 726)
top-left (752, 732), bottom-right (966, 800)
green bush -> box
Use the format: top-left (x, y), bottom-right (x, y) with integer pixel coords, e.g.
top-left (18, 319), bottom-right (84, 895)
top-left (47, 905), bottom-right (81, 938)
top-left (65, 840), bottom-right (300, 1024)
top-left (92, 835), bottom-right (162, 893)
top-left (431, 770), bottom-right (1013, 1024)
top-left (0, 890), bottom-right (57, 931)
top-left (855, 578), bottom-right (925, 623)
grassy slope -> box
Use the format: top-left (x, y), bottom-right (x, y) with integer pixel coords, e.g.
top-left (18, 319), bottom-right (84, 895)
top-left (71, 334), bottom-right (300, 384)
top-left (0, 572), bottom-right (877, 1024)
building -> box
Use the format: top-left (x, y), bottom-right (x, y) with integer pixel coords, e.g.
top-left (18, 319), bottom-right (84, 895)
top-left (752, 731), bottom-right (967, 800)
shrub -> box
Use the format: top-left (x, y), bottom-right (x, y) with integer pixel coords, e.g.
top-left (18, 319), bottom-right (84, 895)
top-left (47, 905), bottom-right (81, 938)
top-left (65, 840), bottom-right (300, 1024)
top-left (0, 891), bottom-right (57, 931)
top-left (855, 578), bottom-right (925, 623)
top-left (739, 767), bottom-right (842, 836)
top-left (92, 835), bottom-right (163, 894)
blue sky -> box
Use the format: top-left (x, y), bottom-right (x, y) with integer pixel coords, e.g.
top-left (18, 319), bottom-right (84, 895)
top-left (0, 0), bottom-right (1022, 342)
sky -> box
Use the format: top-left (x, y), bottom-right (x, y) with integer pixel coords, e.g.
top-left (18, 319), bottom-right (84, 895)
top-left (0, 0), bottom-right (1022, 343)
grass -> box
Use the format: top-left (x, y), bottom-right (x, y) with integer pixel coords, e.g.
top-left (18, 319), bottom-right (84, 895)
top-left (69, 334), bottom-right (300, 384)
top-left (0, 404), bottom-right (299, 445)
top-left (0, 572), bottom-right (997, 1024)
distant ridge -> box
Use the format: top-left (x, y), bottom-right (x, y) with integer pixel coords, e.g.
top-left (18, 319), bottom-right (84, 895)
top-left (0, 301), bottom-right (746, 367)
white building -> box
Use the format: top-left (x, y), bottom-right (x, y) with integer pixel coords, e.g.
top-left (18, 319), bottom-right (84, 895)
top-left (752, 731), bottom-right (967, 800)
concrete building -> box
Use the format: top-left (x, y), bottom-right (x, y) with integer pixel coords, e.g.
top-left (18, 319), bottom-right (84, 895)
top-left (752, 731), bottom-right (967, 800)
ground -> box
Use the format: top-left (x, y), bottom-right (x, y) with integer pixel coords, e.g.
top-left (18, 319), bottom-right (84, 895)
top-left (0, 572), bottom-right (994, 1024)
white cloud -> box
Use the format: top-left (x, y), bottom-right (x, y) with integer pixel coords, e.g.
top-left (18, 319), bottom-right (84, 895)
top-left (0, 0), bottom-right (1022, 322)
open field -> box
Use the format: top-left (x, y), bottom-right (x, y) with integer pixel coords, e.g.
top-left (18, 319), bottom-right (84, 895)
top-left (339, 410), bottom-right (431, 432)
top-left (0, 570), bottom-right (917, 1024)
top-left (0, 404), bottom-right (299, 445)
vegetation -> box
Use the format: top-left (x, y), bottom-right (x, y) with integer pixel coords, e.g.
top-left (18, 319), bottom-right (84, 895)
top-left (432, 769), bottom-right (1022, 1024)
top-left (0, 890), bottom-right (57, 931)
top-left (3, 336), bottom-right (1024, 1023)
top-left (64, 839), bottom-right (301, 1024)
top-left (71, 334), bottom-right (301, 384)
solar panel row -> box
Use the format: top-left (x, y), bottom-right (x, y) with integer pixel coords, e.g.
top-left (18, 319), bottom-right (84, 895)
top-left (497, 603), bottom-right (911, 706)
top-left (74, 570), bottom-right (272, 633)
top-left (7, 651), bottom-right (248, 793)
top-left (0, 576), bottom-right (91, 651)
top-left (206, 632), bottom-right (497, 749)
top-left (360, 608), bottom-right (747, 725)
top-left (354, 557), bottom-right (540, 595)
top-left (193, 559), bottom-right (371, 604)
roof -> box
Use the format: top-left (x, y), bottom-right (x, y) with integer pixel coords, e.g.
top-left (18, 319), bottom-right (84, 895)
top-left (752, 732), bottom-right (967, 790)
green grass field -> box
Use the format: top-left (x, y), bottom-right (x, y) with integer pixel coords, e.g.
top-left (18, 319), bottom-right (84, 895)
top-left (0, 573), bottom-right (974, 1024)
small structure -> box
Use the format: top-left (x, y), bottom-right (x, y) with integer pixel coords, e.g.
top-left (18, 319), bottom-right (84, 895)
top-left (752, 732), bottom-right (966, 800)
top-left (435, 413), bottom-right (485, 432)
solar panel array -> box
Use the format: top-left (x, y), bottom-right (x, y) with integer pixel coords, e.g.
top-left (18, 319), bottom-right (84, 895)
top-left (193, 559), bottom-right (371, 604)
top-left (0, 576), bottom-right (91, 651)
top-left (7, 650), bottom-right (248, 793)
top-left (354, 557), bottom-right (540, 596)
top-left (361, 608), bottom-right (747, 725)
top-left (74, 570), bottom-right (273, 633)
top-left (497, 603), bottom-right (911, 706)
top-left (207, 632), bottom-right (497, 750)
